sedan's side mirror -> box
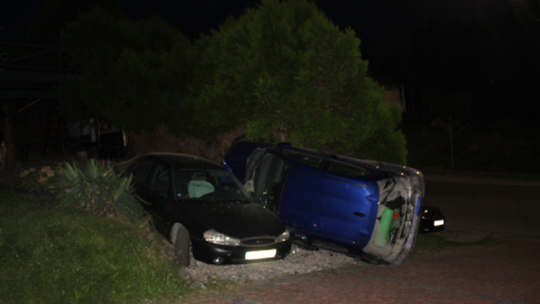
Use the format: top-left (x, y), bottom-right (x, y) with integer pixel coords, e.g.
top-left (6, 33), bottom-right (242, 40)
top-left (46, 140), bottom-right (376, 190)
top-left (244, 180), bottom-right (254, 193)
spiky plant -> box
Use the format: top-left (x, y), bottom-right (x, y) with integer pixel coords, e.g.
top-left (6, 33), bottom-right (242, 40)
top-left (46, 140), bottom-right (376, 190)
top-left (53, 159), bottom-right (146, 222)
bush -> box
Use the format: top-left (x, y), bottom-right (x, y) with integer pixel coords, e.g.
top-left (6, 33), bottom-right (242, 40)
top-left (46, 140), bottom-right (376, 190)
top-left (14, 166), bottom-right (55, 192)
top-left (53, 159), bottom-right (146, 222)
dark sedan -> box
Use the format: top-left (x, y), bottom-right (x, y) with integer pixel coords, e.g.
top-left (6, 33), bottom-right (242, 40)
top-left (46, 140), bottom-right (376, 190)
top-left (114, 153), bottom-right (292, 266)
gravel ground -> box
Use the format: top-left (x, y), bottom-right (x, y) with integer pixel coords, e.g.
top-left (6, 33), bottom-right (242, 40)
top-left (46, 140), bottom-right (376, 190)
top-left (170, 229), bottom-right (487, 288)
top-left (169, 243), bottom-right (360, 288)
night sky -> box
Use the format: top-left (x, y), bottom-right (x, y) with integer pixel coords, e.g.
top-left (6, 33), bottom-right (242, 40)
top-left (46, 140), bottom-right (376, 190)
top-left (2, 0), bottom-right (538, 124)
top-left (1, 0), bottom-right (526, 66)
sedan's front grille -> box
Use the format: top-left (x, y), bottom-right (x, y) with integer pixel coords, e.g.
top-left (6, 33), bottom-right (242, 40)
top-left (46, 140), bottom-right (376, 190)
top-left (241, 237), bottom-right (276, 246)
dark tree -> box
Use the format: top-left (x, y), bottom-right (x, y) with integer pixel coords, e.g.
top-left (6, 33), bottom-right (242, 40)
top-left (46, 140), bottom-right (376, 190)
top-left (58, 8), bottom-right (194, 133)
top-left (26, 0), bottom-right (124, 45)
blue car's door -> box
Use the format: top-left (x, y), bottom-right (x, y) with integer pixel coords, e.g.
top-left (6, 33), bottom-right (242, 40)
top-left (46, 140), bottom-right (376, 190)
top-left (279, 166), bottom-right (379, 248)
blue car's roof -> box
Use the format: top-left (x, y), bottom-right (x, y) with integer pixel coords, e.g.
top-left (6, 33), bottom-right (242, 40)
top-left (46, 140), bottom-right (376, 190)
top-left (267, 146), bottom-right (389, 183)
top-left (223, 141), bottom-right (390, 184)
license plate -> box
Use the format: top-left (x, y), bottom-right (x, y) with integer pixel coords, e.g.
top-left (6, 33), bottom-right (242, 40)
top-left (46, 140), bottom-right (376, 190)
top-left (245, 249), bottom-right (276, 260)
top-left (434, 219), bottom-right (445, 227)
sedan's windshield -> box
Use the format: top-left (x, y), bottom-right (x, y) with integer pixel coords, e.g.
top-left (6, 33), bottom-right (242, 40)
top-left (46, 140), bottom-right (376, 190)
top-left (174, 168), bottom-right (250, 202)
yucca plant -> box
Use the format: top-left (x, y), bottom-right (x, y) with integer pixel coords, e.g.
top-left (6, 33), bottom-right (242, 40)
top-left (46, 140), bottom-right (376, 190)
top-left (53, 159), bottom-right (147, 222)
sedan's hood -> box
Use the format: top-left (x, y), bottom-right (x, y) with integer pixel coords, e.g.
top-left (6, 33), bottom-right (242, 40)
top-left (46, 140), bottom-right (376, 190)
top-left (184, 201), bottom-right (285, 238)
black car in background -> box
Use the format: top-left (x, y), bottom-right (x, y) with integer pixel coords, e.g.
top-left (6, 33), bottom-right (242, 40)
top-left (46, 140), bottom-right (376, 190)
top-left (419, 203), bottom-right (445, 232)
top-left (114, 153), bottom-right (292, 266)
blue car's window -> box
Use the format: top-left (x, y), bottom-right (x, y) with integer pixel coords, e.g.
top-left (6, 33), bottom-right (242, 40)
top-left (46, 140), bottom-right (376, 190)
top-left (280, 150), bottom-right (322, 169)
top-left (174, 168), bottom-right (250, 203)
top-left (253, 153), bottom-right (288, 213)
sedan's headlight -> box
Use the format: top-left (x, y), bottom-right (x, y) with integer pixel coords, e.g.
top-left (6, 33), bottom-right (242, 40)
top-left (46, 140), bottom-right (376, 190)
top-left (203, 229), bottom-right (241, 246)
top-left (276, 228), bottom-right (290, 242)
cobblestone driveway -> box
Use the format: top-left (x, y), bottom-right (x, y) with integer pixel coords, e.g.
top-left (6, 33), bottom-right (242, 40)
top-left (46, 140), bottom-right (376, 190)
top-left (176, 235), bottom-right (540, 304)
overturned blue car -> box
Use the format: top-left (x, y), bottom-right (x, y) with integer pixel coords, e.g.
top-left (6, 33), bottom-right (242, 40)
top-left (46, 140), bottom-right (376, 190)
top-left (223, 140), bottom-right (426, 265)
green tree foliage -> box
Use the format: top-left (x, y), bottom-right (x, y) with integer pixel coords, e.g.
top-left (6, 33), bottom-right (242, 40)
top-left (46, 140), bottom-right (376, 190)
top-left (189, 0), bottom-right (406, 164)
top-left (525, 0), bottom-right (540, 20)
top-left (26, 0), bottom-right (124, 45)
top-left (58, 8), bottom-right (194, 133)
top-left (0, 28), bottom-right (5, 66)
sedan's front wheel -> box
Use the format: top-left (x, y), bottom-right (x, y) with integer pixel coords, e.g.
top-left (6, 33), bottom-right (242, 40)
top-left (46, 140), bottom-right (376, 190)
top-left (171, 223), bottom-right (190, 266)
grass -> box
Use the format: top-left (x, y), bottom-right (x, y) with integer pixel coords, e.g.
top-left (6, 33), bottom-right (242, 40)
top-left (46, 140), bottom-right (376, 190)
top-left (413, 233), bottom-right (463, 253)
top-left (413, 232), bottom-right (496, 254)
top-left (0, 191), bottom-right (193, 304)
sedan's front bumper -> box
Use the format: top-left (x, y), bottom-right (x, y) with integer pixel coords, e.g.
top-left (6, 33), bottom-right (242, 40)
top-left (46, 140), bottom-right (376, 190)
top-left (191, 237), bottom-right (292, 265)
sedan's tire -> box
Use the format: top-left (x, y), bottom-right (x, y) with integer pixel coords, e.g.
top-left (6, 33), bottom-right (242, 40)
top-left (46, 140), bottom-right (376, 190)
top-left (170, 223), bottom-right (190, 266)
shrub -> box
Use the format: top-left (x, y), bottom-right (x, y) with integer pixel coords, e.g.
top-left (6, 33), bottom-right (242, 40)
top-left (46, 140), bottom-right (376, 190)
top-left (52, 159), bottom-right (146, 222)
top-left (14, 166), bottom-right (55, 192)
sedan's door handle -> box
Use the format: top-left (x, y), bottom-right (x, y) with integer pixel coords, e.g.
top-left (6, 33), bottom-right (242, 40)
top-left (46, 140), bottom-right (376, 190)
top-left (353, 212), bottom-right (366, 217)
